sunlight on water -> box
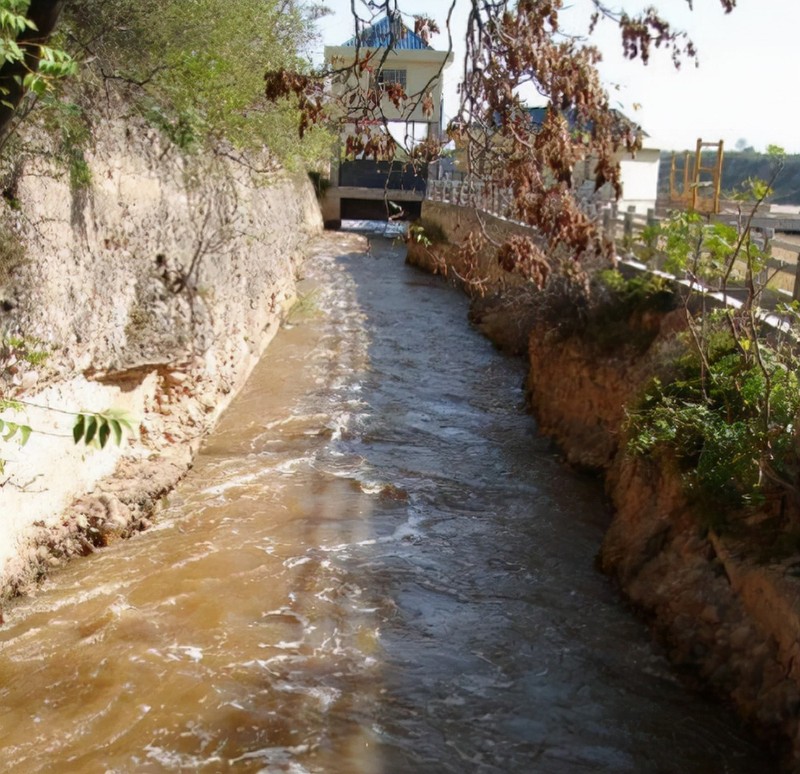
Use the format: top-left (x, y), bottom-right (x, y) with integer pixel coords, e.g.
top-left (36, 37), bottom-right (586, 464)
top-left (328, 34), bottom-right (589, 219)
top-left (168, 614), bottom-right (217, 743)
top-left (340, 219), bottom-right (408, 239)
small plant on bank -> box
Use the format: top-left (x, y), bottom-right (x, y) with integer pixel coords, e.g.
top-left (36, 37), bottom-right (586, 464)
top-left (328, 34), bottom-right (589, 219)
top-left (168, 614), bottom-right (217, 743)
top-left (593, 269), bottom-right (677, 327)
top-left (408, 218), bottom-right (448, 247)
top-left (72, 408), bottom-right (136, 448)
top-left (285, 287), bottom-right (320, 325)
top-left (532, 264), bottom-right (679, 351)
top-left (0, 1), bottom-right (77, 99)
top-left (627, 318), bottom-right (800, 513)
top-left (306, 170), bottom-right (330, 200)
top-left (0, 334), bottom-right (136, 477)
top-left (0, 399), bottom-right (137, 477)
top-left (42, 99), bottom-right (91, 188)
top-left (63, 0), bottom-right (334, 167)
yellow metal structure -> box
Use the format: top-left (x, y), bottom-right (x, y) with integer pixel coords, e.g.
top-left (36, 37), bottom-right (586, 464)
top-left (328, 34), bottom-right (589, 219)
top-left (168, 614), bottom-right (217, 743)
top-left (668, 138), bottom-right (724, 214)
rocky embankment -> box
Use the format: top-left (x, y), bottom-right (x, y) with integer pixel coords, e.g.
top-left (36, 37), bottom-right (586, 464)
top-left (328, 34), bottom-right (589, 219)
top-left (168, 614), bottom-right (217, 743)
top-left (408, 202), bottom-right (800, 767)
top-left (0, 96), bottom-right (321, 602)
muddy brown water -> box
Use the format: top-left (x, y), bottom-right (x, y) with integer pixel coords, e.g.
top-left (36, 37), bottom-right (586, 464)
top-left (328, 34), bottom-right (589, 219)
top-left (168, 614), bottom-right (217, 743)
top-left (0, 227), bottom-right (772, 772)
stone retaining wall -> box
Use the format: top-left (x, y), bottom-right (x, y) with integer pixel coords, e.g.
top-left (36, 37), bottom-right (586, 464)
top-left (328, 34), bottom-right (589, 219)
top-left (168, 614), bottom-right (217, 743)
top-left (0, 101), bottom-right (322, 600)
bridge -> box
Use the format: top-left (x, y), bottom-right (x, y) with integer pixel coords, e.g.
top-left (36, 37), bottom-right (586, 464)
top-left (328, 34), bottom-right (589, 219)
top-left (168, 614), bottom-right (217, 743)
top-left (320, 159), bottom-right (427, 228)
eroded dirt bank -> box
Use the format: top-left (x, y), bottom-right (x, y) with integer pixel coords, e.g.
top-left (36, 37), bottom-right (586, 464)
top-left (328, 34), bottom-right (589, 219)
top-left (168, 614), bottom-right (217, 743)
top-left (0, 94), bottom-right (322, 602)
top-left (408, 202), bottom-right (800, 767)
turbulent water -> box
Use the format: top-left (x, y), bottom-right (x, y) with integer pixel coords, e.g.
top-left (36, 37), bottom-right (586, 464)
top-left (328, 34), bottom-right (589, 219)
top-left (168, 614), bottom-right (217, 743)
top-left (0, 226), bottom-right (770, 772)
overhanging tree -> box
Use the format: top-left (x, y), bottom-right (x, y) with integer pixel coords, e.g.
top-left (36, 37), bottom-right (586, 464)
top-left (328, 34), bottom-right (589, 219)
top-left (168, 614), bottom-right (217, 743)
top-left (266, 0), bottom-right (736, 278)
top-left (0, 0), bottom-right (74, 134)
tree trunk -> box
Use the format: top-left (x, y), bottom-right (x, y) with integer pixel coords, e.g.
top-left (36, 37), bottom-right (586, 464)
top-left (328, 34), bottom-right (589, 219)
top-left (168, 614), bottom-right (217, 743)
top-left (0, 0), bottom-right (67, 135)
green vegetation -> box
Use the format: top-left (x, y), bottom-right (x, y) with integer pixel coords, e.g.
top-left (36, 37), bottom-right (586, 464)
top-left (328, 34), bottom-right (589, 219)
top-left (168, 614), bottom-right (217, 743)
top-left (0, 1), bottom-right (76, 105)
top-left (0, 335), bottom-right (137, 474)
top-left (62, 0), bottom-right (333, 167)
top-left (626, 151), bottom-right (800, 522)
top-left (590, 269), bottom-right (677, 350)
top-left (286, 288), bottom-right (321, 324)
top-left (0, 400), bottom-right (137, 476)
top-left (628, 316), bottom-right (800, 514)
top-left (0, 1), bottom-right (335, 479)
top-left (72, 408), bottom-right (136, 449)
top-left (53, 100), bottom-right (92, 189)
top-left (408, 218), bottom-right (448, 247)
top-left (0, 219), bottom-right (26, 282)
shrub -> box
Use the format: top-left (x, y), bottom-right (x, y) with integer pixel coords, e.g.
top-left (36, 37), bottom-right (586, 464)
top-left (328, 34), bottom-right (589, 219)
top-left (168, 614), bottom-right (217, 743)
top-left (626, 150), bottom-right (800, 522)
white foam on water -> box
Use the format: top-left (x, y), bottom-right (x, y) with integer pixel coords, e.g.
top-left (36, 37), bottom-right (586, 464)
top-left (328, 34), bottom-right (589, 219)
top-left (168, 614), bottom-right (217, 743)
top-left (144, 745), bottom-right (223, 770)
top-left (283, 555), bottom-right (313, 569)
top-left (313, 586), bottom-right (338, 602)
top-left (391, 519), bottom-right (424, 542)
top-left (273, 455), bottom-right (316, 475)
top-left (322, 457), bottom-right (369, 479)
top-left (340, 219), bottom-right (408, 238)
top-left (318, 532), bottom-right (385, 554)
top-left (166, 644), bottom-right (204, 663)
top-left (261, 607), bottom-right (311, 628)
top-left (229, 744), bottom-right (311, 772)
top-left (262, 413), bottom-right (330, 430)
top-left (164, 544), bottom-right (217, 571)
top-left (237, 658), bottom-right (274, 671)
top-left (200, 470), bottom-right (263, 496)
top-left (1, 580), bottom-right (130, 628)
top-left (325, 410), bottom-right (352, 441)
top-left (273, 640), bottom-right (304, 650)
top-left (305, 685), bottom-right (341, 711)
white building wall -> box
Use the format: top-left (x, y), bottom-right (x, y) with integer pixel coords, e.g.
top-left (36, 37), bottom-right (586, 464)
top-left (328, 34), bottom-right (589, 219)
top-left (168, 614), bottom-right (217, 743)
top-left (618, 147), bottom-right (661, 214)
top-left (325, 46), bottom-right (453, 126)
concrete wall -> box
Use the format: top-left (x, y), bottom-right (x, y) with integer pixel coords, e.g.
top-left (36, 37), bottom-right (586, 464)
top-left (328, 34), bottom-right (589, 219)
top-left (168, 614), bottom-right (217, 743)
top-left (414, 200), bottom-right (543, 292)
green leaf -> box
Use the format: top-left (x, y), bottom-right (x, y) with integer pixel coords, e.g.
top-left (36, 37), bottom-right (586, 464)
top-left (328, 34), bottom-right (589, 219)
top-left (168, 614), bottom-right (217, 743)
top-left (23, 73), bottom-right (47, 97)
top-left (71, 409), bottom-right (136, 447)
top-left (18, 424), bottom-right (31, 445)
top-left (109, 418), bottom-right (122, 446)
top-left (84, 415), bottom-right (98, 445)
top-left (73, 413), bottom-right (85, 444)
top-left (98, 421), bottom-right (111, 448)
top-left (767, 144), bottom-right (786, 161)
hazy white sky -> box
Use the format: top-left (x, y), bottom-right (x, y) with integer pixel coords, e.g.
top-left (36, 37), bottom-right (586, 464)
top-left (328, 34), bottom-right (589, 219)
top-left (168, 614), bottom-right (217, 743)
top-left (314, 0), bottom-right (800, 154)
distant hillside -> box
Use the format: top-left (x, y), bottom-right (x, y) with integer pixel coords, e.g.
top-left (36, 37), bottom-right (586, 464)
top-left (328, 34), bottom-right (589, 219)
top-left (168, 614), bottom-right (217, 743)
top-left (658, 151), bottom-right (800, 205)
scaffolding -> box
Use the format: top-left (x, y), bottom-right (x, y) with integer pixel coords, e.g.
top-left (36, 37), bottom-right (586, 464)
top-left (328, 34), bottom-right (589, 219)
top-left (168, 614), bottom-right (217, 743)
top-left (668, 138), bottom-right (724, 214)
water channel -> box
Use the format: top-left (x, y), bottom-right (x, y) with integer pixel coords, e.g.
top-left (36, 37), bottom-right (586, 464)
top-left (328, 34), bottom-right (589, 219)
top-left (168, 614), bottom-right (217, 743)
top-left (0, 228), bottom-right (771, 772)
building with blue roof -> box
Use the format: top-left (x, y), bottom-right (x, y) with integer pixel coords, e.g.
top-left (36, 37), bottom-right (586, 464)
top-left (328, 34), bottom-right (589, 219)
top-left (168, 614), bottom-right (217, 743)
top-left (341, 13), bottom-right (433, 51)
top-left (324, 12), bottom-right (453, 134)
top-left (321, 13), bottom-right (454, 226)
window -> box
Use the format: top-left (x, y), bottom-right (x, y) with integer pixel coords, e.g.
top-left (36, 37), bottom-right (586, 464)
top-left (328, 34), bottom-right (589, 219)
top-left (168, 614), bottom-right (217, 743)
top-left (378, 68), bottom-right (407, 91)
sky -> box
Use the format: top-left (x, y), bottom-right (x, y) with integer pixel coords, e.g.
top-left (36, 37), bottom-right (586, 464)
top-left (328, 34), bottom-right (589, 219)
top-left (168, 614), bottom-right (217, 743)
top-left (312, 0), bottom-right (800, 154)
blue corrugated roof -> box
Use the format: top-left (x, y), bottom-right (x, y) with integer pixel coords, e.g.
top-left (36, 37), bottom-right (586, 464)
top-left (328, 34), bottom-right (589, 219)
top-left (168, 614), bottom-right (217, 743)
top-left (342, 14), bottom-right (432, 50)
top-left (522, 106), bottom-right (646, 137)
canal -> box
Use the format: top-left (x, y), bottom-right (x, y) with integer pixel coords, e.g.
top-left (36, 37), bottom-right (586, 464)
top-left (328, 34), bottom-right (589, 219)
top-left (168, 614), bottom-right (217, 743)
top-left (0, 227), bottom-right (769, 772)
